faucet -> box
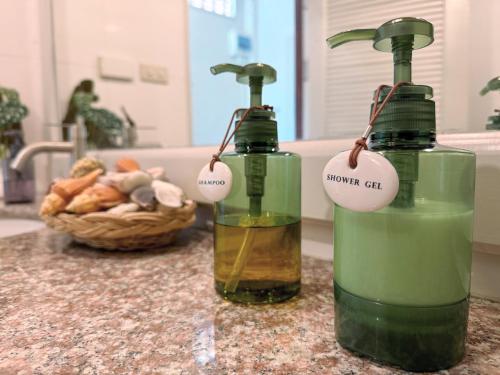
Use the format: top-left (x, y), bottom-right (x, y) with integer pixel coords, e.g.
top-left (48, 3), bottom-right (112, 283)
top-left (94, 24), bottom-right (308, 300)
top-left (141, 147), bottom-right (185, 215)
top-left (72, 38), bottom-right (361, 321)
top-left (10, 117), bottom-right (86, 171)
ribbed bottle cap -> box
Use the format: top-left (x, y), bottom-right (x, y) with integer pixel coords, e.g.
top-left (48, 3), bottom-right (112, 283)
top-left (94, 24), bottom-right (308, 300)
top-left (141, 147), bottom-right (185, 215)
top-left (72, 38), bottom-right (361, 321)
top-left (234, 108), bottom-right (278, 151)
top-left (371, 85), bottom-right (436, 134)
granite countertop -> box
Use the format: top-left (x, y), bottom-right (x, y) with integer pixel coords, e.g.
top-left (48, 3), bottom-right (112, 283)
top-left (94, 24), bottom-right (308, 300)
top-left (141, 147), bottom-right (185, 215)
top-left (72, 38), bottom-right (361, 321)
top-left (0, 197), bottom-right (41, 220)
top-left (1, 228), bottom-right (499, 374)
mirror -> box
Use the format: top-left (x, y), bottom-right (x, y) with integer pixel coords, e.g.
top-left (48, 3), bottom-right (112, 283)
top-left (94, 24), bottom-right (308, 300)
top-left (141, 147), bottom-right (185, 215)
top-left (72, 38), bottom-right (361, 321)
top-left (0, 0), bottom-right (498, 151)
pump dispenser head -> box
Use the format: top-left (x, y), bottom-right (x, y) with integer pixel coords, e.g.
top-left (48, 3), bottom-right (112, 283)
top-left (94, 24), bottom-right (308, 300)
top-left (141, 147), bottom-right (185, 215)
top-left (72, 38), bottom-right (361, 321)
top-left (480, 76), bottom-right (500, 129)
top-left (327, 17), bottom-right (436, 138)
top-left (210, 63), bottom-right (276, 107)
top-left (327, 18), bottom-right (435, 208)
top-left (327, 17), bottom-right (433, 84)
top-left (210, 63), bottom-right (277, 153)
top-left (211, 63), bottom-right (278, 217)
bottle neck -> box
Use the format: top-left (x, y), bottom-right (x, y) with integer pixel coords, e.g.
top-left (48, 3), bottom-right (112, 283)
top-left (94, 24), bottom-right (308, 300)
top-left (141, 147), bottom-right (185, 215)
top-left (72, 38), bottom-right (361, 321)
top-left (369, 130), bottom-right (436, 150)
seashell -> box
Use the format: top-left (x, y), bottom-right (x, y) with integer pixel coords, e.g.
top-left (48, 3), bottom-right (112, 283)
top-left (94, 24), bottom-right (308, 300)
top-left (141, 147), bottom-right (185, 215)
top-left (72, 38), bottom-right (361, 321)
top-left (85, 183), bottom-right (127, 208)
top-left (107, 202), bottom-right (140, 215)
top-left (70, 157), bottom-right (106, 178)
top-left (152, 180), bottom-right (183, 208)
top-left (66, 193), bottom-right (101, 214)
top-left (66, 184), bottom-right (127, 214)
top-left (97, 172), bottom-right (116, 186)
top-left (147, 167), bottom-right (168, 181)
top-left (39, 193), bottom-right (66, 216)
top-left (108, 170), bottom-right (152, 193)
top-left (130, 186), bottom-right (157, 211)
top-left (116, 158), bottom-right (140, 172)
top-left (51, 168), bottom-right (103, 201)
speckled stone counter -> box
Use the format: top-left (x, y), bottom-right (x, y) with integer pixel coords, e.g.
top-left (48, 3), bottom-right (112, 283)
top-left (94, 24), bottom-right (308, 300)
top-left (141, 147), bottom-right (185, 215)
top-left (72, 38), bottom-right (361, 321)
top-left (1, 229), bottom-right (499, 374)
top-left (0, 197), bottom-right (41, 220)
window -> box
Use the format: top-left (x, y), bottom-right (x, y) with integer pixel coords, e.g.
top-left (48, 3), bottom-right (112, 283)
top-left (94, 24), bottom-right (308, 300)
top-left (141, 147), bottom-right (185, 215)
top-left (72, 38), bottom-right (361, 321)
top-left (189, 0), bottom-right (236, 18)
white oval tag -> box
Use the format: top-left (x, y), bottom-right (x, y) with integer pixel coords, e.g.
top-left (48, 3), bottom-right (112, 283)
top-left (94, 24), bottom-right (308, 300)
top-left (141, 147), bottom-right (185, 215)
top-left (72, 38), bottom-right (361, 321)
top-left (197, 162), bottom-right (233, 202)
top-left (322, 150), bottom-right (399, 212)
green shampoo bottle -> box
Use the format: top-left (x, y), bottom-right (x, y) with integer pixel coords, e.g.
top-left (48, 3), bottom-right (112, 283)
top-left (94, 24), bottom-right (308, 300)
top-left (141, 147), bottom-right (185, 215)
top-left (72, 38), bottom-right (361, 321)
top-left (211, 63), bottom-right (301, 304)
top-left (327, 18), bottom-right (476, 371)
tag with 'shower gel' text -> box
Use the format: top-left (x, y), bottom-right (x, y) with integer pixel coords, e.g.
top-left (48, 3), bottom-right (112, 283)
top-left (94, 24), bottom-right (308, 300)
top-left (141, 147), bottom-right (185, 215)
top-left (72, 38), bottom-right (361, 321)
top-left (322, 150), bottom-right (399, 212)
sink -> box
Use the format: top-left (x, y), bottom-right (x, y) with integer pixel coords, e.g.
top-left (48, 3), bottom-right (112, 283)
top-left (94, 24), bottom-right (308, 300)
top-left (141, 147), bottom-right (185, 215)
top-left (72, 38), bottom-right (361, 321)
top-left (0, 219), bottom-right (45, 238)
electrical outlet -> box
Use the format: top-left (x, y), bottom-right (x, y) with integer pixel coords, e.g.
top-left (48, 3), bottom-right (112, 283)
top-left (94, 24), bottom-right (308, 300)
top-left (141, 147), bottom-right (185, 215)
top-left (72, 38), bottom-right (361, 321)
top-left (139, 64), bottom-right (168, 85)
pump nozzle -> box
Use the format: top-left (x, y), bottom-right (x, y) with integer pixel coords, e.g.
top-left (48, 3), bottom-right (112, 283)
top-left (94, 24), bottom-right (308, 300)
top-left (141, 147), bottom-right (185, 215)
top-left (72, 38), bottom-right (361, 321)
top-left (327, 17), bottom-right (433, 84)
top-left (480, 76), bottom-right (500, 96)
top-left (211, 63), bottom-right (276, 106)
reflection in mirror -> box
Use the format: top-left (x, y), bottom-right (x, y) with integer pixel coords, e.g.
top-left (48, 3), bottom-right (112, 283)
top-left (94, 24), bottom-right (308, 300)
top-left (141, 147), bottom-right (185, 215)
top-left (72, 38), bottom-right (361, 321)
top-left (188, 0), bottom-right (298, 146)
top-left (51, 0), bottom-right (191, 149)
top-left (304, 0), bottom-right (500, 139)
top-left (1, 0), bottom-right (500, 154)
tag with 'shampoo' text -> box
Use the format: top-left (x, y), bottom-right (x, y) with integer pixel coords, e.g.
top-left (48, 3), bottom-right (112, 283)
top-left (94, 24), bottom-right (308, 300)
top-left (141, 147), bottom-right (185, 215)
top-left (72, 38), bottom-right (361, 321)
top-left (197, 162), bottom-right (232, 202)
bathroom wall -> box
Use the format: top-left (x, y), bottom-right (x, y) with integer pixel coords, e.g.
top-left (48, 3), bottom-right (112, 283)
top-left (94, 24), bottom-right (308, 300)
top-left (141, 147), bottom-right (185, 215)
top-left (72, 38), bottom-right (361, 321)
top-left (52, 0), bottom-right (191, 147)
top-left (0, 0), bottom-right (48, 145)
top-left (0, 0), bottom-right (55, 194)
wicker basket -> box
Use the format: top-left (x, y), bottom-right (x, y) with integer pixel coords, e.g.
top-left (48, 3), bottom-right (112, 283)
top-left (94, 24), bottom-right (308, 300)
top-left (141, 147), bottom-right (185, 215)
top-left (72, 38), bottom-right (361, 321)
top-left (42, 200), bottom-right (197, 251)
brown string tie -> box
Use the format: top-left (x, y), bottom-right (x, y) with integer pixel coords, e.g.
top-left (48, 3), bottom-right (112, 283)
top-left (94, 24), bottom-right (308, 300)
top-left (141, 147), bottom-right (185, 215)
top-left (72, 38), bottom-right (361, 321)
top-left (348, 82), bottom-right (410, 169)
top-left (209, 105), bottom-right (273, 171)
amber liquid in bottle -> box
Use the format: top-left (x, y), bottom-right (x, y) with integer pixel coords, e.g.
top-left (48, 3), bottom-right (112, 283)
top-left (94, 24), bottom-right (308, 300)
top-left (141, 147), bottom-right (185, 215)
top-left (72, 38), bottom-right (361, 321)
top-left (214, 216), bottom-right (301, 304)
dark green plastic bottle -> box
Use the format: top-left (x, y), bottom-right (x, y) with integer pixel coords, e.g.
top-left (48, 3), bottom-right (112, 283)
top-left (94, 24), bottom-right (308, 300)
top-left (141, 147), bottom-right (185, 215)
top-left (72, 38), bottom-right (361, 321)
top-left (211, 63), bottom-right (301, 304)
top-left (327, 18), bottom-right (476, 371)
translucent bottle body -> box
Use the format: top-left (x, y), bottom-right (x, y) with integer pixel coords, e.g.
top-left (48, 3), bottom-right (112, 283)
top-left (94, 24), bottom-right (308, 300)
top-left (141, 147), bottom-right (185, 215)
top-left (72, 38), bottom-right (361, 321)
top-left (334, 143), bottom-right (475, 371)
top-left (214, 151), bottom-right (301, 303)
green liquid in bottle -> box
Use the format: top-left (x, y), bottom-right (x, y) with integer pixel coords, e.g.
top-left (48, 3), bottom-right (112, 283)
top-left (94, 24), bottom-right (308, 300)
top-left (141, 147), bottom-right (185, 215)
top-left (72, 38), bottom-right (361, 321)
top-left (335, 201), bottom-right (473, 306)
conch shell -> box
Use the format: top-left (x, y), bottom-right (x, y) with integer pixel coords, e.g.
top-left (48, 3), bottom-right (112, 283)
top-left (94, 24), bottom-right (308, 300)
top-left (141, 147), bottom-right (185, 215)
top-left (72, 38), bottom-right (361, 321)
top-left (86, 183), bottom-right (127, 208)
top-left (66, 184), bottom-right (127, 214)
top-left (107, 170), bottom-right (152, 193)
top-left (39, 193), bottom-right (66, 216)
top-left (65, 194), bottom-right (101, 214)
top-left (116, 158), bottom-right (140, 172)
top-left (51, 169), bottom-right (103, 201)
top-left (70, 157), bottom-right (106, 178)
top-left (152, 180), bottom-right (184, 208)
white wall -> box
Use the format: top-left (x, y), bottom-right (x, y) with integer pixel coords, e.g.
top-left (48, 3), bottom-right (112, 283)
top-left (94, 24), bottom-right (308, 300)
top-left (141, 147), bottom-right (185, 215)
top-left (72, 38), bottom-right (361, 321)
top-left (0, 0), bottom-right (47, 145)
top-left (52, 0), bottom-right (191, 147)
top-left (0, 0), bottom-right (55, 194)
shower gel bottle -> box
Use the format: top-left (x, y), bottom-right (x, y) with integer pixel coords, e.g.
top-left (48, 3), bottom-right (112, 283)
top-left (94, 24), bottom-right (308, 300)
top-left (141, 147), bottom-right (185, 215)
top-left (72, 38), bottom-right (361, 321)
top-left (327, 18), bottom-right (476, 371)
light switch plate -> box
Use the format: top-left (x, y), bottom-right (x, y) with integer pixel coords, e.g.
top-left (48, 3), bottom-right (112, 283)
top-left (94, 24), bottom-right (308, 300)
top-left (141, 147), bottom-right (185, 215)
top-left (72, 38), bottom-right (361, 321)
top-left (139, 64), bottom-right (168, 85)
top-left (98, 56), bottom-right (134, 81)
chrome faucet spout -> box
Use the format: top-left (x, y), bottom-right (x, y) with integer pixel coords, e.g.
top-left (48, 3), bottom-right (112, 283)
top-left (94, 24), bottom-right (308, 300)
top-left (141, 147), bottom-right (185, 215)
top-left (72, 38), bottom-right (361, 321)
top-left (10, 117), bottom-right (86, 172)
top-left (10, 141), bottom-right (74, 171)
